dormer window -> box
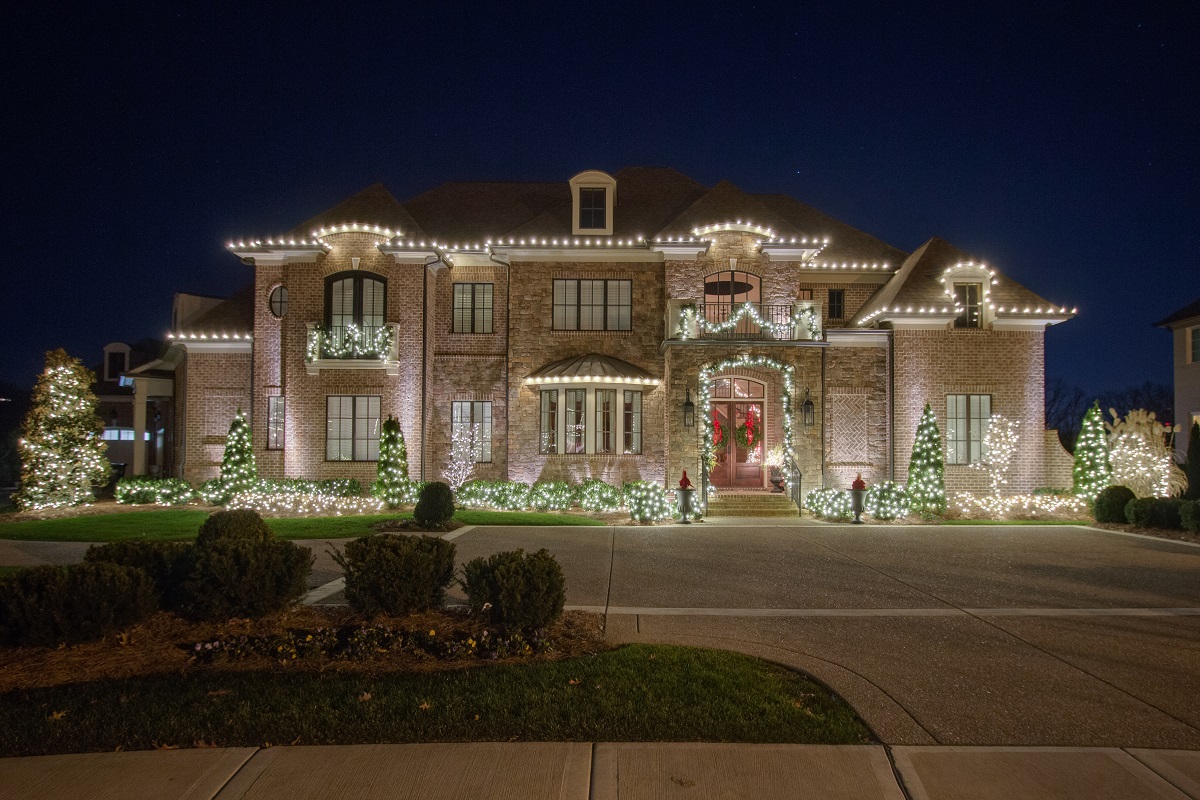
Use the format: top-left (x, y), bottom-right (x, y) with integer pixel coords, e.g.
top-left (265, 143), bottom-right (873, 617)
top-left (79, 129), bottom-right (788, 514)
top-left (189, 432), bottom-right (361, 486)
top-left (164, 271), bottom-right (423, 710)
top-left (954, 283), bottom-right (982, 329)
top-left (102, 343), bottom-right (131, 382)
top-left (569, 170), bottom-right (616, 235)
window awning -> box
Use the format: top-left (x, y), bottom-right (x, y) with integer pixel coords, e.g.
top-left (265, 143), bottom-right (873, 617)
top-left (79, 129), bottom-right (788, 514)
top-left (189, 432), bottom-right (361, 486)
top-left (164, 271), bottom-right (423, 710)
top-left (523, 353), bottom-right (661, 387)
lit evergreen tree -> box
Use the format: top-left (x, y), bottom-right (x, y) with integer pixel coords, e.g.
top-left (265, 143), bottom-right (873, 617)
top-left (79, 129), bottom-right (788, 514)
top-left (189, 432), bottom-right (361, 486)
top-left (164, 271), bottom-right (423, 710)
top-left (1185, 421), bottom-right (1200, 501)
top-left (1072, 401), bottom-right (1111, 501)
top-left (906, 403), bottom-right (946, 515)
top-left (372, 416), bottom-right (411, 508)
top-left (14, 349), bottom-right (110, 510)
top-left (219, 409), bottom-right (257, 497)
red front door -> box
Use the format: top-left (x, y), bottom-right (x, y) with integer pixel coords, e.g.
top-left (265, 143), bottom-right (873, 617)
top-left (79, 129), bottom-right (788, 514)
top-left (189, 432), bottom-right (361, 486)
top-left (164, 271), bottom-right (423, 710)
top-left (710, 401), bottom-right (764, 488)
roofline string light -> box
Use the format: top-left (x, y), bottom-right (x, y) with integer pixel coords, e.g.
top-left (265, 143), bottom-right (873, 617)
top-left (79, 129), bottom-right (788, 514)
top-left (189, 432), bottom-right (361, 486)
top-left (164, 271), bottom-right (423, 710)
top-left (167, 332), bottom-right (253, 341)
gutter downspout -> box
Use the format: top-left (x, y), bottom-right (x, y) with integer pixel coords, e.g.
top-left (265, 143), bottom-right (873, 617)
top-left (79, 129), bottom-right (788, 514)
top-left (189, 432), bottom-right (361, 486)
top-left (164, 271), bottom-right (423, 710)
top-left (888, 328), bottom-right (895, 480)
top-left (489, 250), bottom-right (512, 480)
top-left (420, 258), bottom-right (434, 481)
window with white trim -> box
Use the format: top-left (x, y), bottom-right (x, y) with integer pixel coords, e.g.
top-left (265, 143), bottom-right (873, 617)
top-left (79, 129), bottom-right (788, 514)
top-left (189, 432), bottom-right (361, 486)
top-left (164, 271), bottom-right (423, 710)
top-left (267, 396), bottom-right (285, 450)
top-left (564, 389), bottom-right (586, 454)
top-left (452, 401), bottom-right (492, 463)
top-left (553, 279), bottom-right (631, 331)
top-left (1189, 326), bottom-right (1200, 363)
top-left (946, 394), bottom-right (991, 465)
top-left (596, 389), bottom-right (616, 454)
top-left (539, 390), bottom-right (558, 455)
top-left (954, 284), bottom-right (983, 329)
top-left (623, 390), bottom-right (642, 454)
top-left (326, 396), bottom-right (380, 461)
top-left (538, 387), bottom-right (643, 455)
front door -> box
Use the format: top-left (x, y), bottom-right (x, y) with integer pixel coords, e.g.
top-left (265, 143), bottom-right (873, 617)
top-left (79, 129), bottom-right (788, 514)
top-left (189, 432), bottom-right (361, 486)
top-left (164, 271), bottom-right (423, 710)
top-left (710, 400), bottom-right (764, 488)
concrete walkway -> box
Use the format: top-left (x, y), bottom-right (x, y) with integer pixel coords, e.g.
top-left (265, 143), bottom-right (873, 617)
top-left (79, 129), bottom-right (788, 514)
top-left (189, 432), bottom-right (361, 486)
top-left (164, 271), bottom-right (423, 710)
top-left (4, 743), bottom-right (1200, 799)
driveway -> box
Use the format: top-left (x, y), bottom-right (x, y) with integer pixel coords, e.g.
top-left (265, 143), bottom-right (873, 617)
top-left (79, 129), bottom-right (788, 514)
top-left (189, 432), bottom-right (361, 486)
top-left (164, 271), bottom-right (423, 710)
top-left (6, 519), bottom-right (1200, 748)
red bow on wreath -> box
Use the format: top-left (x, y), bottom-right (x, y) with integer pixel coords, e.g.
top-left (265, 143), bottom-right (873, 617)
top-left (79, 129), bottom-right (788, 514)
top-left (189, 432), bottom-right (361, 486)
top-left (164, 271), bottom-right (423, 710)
top-left (712, 410), bottom-right (724, 446)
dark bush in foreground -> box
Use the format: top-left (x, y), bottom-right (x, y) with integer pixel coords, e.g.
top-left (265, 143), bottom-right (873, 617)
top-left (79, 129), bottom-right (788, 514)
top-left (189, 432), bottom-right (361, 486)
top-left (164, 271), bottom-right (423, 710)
top-left (1093, 485), bottom-right (1136, 523)
top-left (196, 509), bottom-right (274, 547)
top-left (181, 538), bottom-right (312, 621)
top-left (333, 534), bottom-right (456, 616)
top-left (84, 541), bottom-right (192, 610)
top-left (0, 563), bottom-right (157, 646)
top-left (461, 548), bottom-right (565, 632)
top-left (1125, 497), bottom-right (1184, 529)
top-left (1182, 500), bottom-right (1199, 532)
top-left (415, 481), bottom-right (455, 527)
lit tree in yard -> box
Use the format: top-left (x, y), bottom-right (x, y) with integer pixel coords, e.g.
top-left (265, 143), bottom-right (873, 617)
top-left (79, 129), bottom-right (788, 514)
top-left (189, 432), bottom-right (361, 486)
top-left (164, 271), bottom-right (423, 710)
top-left (444, 423), bottom-right (476, 491)
top-left (219, 410), bottom-right (257, 496)
top-left (906, 403), bottom-right (947, 515)
top-left (14, 349), bottom-right (110, 510)
top-left (1072, 401), bottom-right (1111, 501)
top-left (974, 414), bottom-right (1020, 496)
top-left (373, 416), bottom-right (411, 507)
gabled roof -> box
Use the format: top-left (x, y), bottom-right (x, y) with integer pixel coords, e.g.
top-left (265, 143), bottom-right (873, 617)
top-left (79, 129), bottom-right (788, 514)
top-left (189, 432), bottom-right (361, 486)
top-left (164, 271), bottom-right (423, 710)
top-left (287, 183), bottom-right (427, 241)
top-left (848, 237), bottom-right (1061, 326)
top-left (1155, 296), bottom-right (1200, 329)
top-left (177, 284), bottom-right (254, 334)
top-left (655, 180), bottom-right (805, 238)
top-left (755, 194), bottom-right (908, 267)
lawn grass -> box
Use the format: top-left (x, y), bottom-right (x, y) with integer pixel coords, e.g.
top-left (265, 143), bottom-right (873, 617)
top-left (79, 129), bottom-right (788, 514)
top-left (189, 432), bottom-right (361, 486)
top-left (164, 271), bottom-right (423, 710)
top-left (0, 644), bottom-right (870, 756)
top-left (0, 507), bottom-right (606, 542)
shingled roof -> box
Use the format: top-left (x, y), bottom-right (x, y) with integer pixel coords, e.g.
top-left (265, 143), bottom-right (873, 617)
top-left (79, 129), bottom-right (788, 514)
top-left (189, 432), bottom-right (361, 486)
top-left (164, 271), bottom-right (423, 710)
top-left (287, 183), bottom-right (427, 240)
top-left (1155, 296), bottom-right (1200, 329)
top-left (177, 284), bottom-right (254, 334)
top-left (848, 237), bottom-right (1062, 326)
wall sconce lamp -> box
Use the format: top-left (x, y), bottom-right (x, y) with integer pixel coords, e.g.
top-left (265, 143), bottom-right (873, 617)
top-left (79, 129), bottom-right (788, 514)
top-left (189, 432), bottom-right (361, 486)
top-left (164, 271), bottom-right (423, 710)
top-left (802, 388), bottom-right (816, 427)
top-left (683, 388), bottom-right (696, 428)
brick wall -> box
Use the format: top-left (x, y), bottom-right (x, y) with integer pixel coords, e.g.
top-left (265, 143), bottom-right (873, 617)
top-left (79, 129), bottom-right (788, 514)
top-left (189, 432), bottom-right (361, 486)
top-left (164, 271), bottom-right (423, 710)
top-left (1043, 429), bottom-right (1074, 489)
top-left (892, 328), bottom-right (1046, 492)
top-left (823, 344), bottom-right (891, 489)
top-left (178, 351), bottom-right (252, 484)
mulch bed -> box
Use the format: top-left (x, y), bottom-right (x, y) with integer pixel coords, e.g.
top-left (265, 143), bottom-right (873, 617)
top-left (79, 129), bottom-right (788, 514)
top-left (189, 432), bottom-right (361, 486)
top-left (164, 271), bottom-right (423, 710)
top-left (0, 609), bottom-right (609, 694)
top-left (1090, 522), bottom-right (1200, 546)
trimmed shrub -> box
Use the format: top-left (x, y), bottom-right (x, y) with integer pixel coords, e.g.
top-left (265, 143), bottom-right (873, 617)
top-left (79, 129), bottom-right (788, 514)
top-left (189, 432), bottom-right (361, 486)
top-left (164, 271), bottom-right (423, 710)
top-left (196, 478), bottom-right (231, 506)
top-left (333, 534), bottom-right (456, 616)
top-left (84, 541), bottom-right (192, 610)
top-left (0, 563), bottom-right (157, 646)
top-left (1125, 498), bottom-right (1184, 530)
top-left (623, 481), bottom-right (672, 522)
top-left (415, 481), bottom-right (455, 527)
top-left (806, 488), bottom-right (852, 521)
top-left (115, 476), bottom-right (194, 506)
top-left (576, 478), bottom-right (622, 512)
top-left (1181, 500), bottom-right (1199, 532)
top-left (256, 478), bottom-right (363, 497)
top-left (864, 482), bottom-right (910, 521)
top-left (1093, 485), bottom-right (1136, 523)
top-left (528, 480), bottom-right (573, 511)
top-left (457, 480), bottom-right (533, 511)
top-left (460, 548), bottom-right (565, 632)
top-left (181, 538), bottom-right (312, 620)
top-left (196, 509), bottom-right (274, 547)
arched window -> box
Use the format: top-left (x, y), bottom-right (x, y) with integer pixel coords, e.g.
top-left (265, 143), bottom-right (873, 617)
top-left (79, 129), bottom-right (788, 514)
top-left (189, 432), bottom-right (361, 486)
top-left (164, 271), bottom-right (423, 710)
top-left (324, 272), bottom-right (386, 332)
top-left (703, 271), bottom-right (761, 334)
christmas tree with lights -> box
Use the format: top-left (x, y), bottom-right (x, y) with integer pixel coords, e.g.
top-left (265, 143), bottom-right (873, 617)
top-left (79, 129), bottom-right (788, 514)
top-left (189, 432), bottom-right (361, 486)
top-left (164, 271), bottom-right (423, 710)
top-left (906, 403), bottom-right (947, 515)
top-left (1072, 400), bottom-right (1111, 501)
top-left (372, 416), bottom-right (411, 507)
top-left (219, 409), bottom-right (257, 496)
top-left (14, 349), bottom-right (110, 510)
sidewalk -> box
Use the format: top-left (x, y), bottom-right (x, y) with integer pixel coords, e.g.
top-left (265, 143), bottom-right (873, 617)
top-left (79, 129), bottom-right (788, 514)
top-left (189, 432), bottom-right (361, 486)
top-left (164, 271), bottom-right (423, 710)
top-left (2, 743), bottom-right (1199, 799)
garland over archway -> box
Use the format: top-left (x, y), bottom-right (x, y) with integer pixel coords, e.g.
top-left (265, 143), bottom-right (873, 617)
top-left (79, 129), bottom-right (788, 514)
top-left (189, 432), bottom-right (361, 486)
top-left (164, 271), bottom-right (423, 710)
top-left (698, 356), bottom-right (797, 487)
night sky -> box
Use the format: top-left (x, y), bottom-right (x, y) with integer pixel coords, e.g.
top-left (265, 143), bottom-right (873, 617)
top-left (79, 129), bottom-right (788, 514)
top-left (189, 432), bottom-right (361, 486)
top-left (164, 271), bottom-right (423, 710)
top-left (4, 2), bottom-right (1196, 397)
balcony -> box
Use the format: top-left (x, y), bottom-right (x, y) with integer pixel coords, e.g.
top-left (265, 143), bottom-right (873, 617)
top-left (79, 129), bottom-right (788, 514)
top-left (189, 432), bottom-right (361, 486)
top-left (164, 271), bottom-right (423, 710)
top-left (667, 300), bottom-right (822, 342)
top-left (305, 323), bottom-right (401, 375)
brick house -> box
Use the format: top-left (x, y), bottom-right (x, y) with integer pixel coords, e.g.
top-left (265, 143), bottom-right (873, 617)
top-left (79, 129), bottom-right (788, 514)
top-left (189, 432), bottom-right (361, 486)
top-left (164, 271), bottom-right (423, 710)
top-left (154, 167), bottom-right (1075, 505)
top-left (1156, 297), bottom-right (1200, 452)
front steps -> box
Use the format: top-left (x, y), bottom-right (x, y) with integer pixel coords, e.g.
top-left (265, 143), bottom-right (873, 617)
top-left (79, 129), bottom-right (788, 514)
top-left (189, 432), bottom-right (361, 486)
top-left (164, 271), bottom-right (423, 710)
top-left (705, 492), bottom-right (799, 517)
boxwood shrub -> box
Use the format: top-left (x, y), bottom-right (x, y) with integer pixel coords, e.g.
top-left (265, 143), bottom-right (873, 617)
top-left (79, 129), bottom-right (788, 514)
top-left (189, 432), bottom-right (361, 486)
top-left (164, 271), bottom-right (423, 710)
top-left (84, 541), bottom-right (192, 610)
top-left (181, 537), bottom-right (312, 621)
top-left (1093, 485), bottom-right (1136, 523)
top-left (528, 480), bottom-right (574, 511)
top-left (334, 534), bottom-right (456, 616)
top-left (0, 563), bottom-right (157, 646)
top-left (1125, 497), bottom-right (1184, 530)
top-left (196, 509), bottom-right (274, 547)
top-left (414, 481), bottom-right (455, 527)
top-left (460, 548), bottom-right (565, 632)
top-left (114, 476), bottom-right (194, 506)
top-left (576, 478), bottom-right (622, 512)
top-left (1181, 500), bottom-right (1199, 532)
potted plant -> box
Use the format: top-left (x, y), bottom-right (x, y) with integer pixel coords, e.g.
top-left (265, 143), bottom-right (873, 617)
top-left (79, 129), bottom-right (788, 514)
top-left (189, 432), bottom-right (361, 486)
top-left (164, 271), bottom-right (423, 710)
top-left (850, 473), bottom-right (867, 523)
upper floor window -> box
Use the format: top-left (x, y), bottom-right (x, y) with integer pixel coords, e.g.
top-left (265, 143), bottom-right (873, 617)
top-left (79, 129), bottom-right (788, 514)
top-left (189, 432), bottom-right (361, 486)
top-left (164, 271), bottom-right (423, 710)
top-left (553, 279), bottom-right (631, 331)
top-left (326, 272), bottom-right (386, 332)
top-left (579, 188), bottom-right (606, 230)
top-left (453, 283), bottom-right (493, 333)
top-left (704, 271), bottom-right (761, 307)
top-left (828, 289), bottom-right (845, 320)
top-left (1189, 326), bottom-right (1200, 363)
top-left (946, 394), bottom-right (991, 465)
top-left (954, 284), bottom-right (982, 329)
top-left (269, 286), bottom-right (288, 318)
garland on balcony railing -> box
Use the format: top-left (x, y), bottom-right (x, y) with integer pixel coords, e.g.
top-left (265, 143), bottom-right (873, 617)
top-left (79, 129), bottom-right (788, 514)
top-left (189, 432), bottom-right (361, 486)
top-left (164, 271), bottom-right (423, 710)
top-left (306, 324), bottom-right (394, 361)
top-left (677, 303), bottom-right (821, 340)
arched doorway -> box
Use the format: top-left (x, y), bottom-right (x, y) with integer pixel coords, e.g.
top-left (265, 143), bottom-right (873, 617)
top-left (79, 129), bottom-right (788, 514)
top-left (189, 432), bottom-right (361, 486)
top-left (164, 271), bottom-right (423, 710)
top-left (708, 376), bottom-right (766, 488)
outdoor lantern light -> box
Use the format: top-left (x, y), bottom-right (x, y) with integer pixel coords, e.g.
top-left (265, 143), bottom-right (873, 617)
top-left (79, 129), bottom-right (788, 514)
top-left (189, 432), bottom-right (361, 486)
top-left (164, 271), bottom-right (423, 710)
top-left (683, 387), bottom-right (695, 428)
top-left (109, 408), bottom-right (118, 428)
top-left (802, 389), bottom-right (816, 427)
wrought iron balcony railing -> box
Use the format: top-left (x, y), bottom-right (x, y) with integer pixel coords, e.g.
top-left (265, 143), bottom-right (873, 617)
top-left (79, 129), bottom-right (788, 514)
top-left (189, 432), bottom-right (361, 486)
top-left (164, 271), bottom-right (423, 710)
top-left (668, 301), bottom-right (822, 342)
top-left (304, 323), bottom-right (400, 375)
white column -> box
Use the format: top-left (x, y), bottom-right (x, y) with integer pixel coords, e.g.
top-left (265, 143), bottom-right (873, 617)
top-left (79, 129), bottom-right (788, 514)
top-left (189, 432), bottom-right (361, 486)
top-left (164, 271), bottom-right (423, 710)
top-left (132, 380), bottom-right (148, 475)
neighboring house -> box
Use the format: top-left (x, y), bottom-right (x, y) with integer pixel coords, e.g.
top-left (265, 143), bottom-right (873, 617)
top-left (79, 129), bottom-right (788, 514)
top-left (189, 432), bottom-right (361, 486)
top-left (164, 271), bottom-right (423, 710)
top-left (93, 338), bottom-right (174, 476)
top-left (150, 167), bottom-right (1075, 502)
top-left (1156, 297), bottom-right (1200, 453)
